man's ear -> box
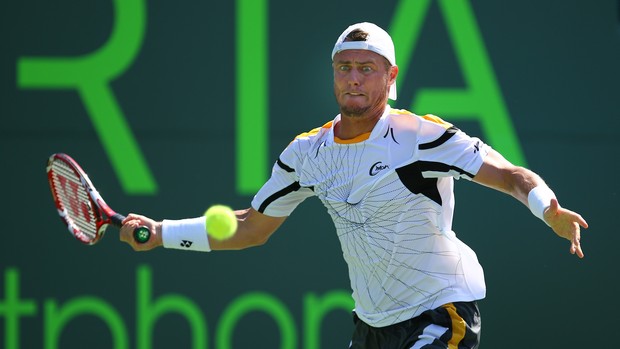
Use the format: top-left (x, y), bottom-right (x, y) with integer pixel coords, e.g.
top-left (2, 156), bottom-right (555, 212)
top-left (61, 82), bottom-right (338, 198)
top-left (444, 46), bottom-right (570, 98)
top-left (389, 65), bottom-right (399, 83)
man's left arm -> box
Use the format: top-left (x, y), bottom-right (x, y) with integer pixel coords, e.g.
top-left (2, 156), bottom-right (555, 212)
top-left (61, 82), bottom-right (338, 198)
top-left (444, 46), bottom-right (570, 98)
top-left (473, 149), bottom-right (589, 258)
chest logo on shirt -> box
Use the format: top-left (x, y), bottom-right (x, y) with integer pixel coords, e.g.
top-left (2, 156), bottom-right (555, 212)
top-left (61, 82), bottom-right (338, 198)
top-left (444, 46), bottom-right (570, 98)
top-left (369, 161), bottom-right (390, 176)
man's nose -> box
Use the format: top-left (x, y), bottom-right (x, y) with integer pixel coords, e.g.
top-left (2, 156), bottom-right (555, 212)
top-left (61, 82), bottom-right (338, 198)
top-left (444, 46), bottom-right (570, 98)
top-left (348, 70), bottom-right (362, 85)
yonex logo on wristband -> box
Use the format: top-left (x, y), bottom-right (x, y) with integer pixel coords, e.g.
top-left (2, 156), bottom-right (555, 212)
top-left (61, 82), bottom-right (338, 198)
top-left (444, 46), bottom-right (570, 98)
top-left (180, 240), bottom-right (193, 248)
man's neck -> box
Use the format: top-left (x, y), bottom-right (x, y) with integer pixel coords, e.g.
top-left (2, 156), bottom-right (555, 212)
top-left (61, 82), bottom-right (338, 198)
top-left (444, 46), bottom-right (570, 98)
top-left (335, 105), bottom-right (387, 140)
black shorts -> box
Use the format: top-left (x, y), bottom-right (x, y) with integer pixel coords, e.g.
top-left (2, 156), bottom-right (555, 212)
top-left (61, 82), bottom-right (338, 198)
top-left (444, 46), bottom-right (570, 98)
top-left (349, 301), bottom-right (481, 349)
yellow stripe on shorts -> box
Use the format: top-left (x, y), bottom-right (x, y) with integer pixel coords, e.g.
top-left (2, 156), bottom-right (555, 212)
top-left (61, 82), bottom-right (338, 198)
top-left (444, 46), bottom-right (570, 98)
top-left (442, 303), bottom-right (466, 349)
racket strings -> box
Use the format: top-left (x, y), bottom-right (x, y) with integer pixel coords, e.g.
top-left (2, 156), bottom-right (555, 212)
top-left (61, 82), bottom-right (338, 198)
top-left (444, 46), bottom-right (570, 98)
top-left (49, 160), bottom-right (98, 241)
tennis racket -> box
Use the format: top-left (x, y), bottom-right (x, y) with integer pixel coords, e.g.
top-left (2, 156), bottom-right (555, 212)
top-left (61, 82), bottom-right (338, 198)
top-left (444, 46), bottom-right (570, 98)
top-left (46, 153), bottom-right (151, 245)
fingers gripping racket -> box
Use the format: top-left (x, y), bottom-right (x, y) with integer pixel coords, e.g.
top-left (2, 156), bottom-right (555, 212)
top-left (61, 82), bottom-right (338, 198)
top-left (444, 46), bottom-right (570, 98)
top-left (46, 153), bottom-right (150, 245)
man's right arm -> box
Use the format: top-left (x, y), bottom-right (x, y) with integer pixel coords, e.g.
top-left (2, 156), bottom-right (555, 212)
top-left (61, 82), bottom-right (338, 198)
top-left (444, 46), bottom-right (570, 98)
top-left (119, 208), bottom-right (287, 252)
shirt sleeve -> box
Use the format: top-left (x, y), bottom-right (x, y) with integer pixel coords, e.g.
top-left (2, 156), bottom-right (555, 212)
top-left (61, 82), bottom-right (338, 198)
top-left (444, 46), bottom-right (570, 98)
top-left (251, 143), bottom-right (315, 217)
top-left (416, 120), bottom-right (491, 180)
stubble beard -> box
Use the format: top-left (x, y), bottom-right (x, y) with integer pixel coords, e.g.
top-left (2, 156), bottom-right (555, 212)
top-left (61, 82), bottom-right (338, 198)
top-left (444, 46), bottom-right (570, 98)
top-left (339, 104), bottom-right (372, 118)
top-left (337, 85), bottom-right (389, 118)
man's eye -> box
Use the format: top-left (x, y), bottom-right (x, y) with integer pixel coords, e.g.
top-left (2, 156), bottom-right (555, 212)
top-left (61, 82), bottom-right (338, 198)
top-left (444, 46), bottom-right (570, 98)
top-left (339, 66), bottom-right (350, 71)
top-left (361, 66), bottom-right (373, 73)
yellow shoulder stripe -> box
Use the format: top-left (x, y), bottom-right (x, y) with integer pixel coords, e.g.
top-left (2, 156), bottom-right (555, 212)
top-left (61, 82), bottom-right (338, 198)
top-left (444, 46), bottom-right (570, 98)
top-left (421, 114), bottom-right (453, 129)
top-left (292, 121), bottom-right (333, 142)
top-left (391, 108), bottom-right (414, 116)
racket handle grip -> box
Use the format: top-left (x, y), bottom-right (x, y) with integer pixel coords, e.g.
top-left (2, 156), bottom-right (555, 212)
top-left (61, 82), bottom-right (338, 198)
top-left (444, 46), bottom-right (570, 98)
top-left (111, 214), bottom-right (151, 244)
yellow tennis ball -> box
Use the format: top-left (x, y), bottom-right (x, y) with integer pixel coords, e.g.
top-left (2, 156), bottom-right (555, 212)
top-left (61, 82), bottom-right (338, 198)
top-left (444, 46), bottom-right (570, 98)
top-left (204, 205), bottom-right (237, 240)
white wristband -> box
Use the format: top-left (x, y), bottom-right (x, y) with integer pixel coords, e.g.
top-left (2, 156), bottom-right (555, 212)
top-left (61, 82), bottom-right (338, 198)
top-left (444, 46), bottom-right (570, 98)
top-left (162, 217), bottom-right (211, 252)
top-left (527, 185), bottom-right (556, 225)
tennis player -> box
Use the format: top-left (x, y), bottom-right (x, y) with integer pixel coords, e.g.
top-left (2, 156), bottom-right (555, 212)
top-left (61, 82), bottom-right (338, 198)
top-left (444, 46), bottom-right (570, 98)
top-left (120, 22), bottom-right (588, 348)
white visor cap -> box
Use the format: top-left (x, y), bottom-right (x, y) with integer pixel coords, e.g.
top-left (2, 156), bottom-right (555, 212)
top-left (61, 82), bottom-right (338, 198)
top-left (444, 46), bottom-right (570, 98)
top-left (331, 22), bottom-right (397, 100)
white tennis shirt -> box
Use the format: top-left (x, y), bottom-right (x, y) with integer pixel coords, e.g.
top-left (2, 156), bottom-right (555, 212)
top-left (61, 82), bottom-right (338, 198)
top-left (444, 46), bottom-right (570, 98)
top-left (251, 106), bottom-right (489, 327)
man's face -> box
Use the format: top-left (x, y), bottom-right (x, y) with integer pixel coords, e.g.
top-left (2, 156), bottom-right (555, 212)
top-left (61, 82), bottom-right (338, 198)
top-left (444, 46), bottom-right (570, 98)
top-left (332, 49), bottom-right (397, 117)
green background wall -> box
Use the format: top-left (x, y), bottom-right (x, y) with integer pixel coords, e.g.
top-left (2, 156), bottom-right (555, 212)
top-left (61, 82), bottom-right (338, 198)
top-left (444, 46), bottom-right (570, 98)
top-left (2, 0), bottom-right (619, 348)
